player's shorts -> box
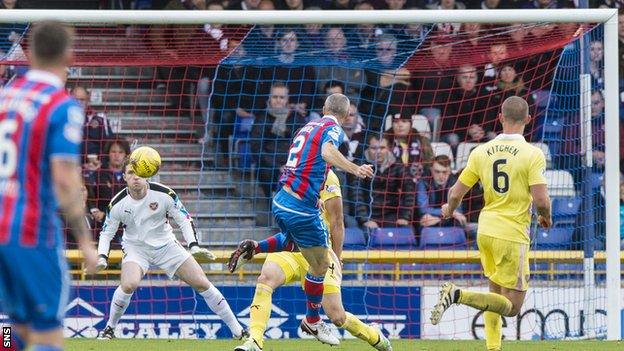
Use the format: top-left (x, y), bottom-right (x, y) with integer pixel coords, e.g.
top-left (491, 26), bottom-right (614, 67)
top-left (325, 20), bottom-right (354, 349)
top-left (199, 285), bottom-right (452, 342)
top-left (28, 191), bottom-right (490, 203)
top-left (0, 245), bottom-right (69, 331)
top-left (122, 240), bottom-right (191, 278)
top-left (272, 190), bottom-right (329, 249)
top-left (265, 250), bottom-right (342, 294)
top-left (477, 234), bottom-right (530, 291)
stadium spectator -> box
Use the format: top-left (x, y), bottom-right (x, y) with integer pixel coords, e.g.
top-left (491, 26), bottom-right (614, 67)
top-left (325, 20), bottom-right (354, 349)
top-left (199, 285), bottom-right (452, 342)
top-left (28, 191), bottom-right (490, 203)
top-left (491, 62), bottom-right (536, 136)
top-left (522, 0), bottom-right (565, 9)
top-left (385, 0), bottom-right (406, 9)
top-left (283, 0), bottom-right (304, 9)
top-left (386, 109), bottom-right (434, 171)
top-left (338, 102), bottom-right (367, 226)
top-left (411, 35), bottom-right (455, 121)
top-left (311, 80), bottom-right (346, 118)
top-left (360, 67), bottom-right (416, 131)
top-left (329, 0), bottom-right (354, 10)
top-left (227, 0), bottom-right (261, 10)
top-left (427, 0), bottom-right (465, 35)
top-left (372, 34), bottom-right (401, 69)
top-left (441, 64), bottom-right (492, 151)
top-left (86, 140), bottom-right (131, 224)
top-left (71, 86), bottom-right (116, 160)
top-left (0, 0), bottom-right (26, 56)
top-left (417, 155), bottom-right (469, 229)
top-left (242, 0), bottom-right (276, 56)
top-left (298, 6), bottom-right (324, 51)
top-left (356, 134), bottom-right (415, 229)
top-left (466, 0), bottom-right (507, 9)
top-left (508, 24), bottom-right (530, 53)
top-left (482, 42), bottom-right (509, 91)
top-left (395, 22), bottom-right (428, 54)
top-left (347, 1), bottom-right (380, 59)
top-left (0, 53), bottom-right (15, 86)
top-left (454, 23), bottom-right (487, 61)
top-left (258, 30), bottom-right (316, 113)
top-left (250, 82), bottom-right (306, 198)
top-left (589, 40), bottom-right (604, 90)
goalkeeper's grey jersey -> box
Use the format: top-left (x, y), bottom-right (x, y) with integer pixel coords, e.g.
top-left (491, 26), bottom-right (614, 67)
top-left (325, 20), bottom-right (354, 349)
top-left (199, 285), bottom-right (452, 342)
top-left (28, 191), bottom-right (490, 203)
top-left (97, 182), bottom-right (198, 256)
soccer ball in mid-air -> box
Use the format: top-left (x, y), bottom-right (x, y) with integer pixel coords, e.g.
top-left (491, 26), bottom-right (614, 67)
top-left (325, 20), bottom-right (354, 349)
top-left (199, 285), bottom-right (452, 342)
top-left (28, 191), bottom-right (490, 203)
top-left (129, 146), bottom-right (161, 178)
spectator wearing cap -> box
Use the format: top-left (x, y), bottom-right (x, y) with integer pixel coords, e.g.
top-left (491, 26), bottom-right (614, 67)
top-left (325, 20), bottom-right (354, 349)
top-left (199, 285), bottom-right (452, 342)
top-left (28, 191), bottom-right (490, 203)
top-left (356, 134), bottom-right (415, 229)
top-left (440, 64), bottom-right (491, 152)
top-left (417, 155), bottom-right (470, 231)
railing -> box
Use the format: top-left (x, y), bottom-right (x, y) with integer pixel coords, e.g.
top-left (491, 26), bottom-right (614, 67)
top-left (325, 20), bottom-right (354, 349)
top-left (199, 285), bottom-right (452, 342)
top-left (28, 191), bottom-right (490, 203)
top-left (66, 249), bottom-right (624, 281)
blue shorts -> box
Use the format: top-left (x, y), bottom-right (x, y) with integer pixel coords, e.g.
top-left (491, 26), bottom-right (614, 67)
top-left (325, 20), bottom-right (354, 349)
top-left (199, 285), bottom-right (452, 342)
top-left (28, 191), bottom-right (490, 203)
top-left (0, 245), bottom-right (69, 331)
top-left (272, 190), bottom-right (329, 249)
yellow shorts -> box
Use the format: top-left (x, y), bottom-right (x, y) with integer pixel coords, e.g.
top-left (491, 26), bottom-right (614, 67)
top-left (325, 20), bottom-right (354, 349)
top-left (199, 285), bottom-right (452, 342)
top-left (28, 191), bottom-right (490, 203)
top-left (477, 234), bottom-right (530, 291)
top-left (265, 250), bottom-right (342, 294)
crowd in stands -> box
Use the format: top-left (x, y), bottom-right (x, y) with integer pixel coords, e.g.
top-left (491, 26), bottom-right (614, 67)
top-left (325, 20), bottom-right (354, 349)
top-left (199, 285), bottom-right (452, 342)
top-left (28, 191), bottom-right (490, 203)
top-left (0, 0), bottom-right (621, 249)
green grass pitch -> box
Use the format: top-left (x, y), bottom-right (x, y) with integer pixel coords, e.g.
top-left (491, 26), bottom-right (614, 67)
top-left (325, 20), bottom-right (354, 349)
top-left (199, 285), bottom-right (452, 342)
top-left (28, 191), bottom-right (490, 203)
top-left (66, 339), bottom-right (623, 351)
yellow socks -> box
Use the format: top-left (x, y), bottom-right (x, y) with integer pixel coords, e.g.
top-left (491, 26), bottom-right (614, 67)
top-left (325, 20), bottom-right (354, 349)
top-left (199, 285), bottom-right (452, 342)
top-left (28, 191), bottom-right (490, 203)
top-left (458, 290), bottom-right (513, 316)
top-left (484, 311), bottom-right (502, 351)
top-left (340, 312), bottom-right (379, 346)
top-left (249, 283), bottom-right (273, 349)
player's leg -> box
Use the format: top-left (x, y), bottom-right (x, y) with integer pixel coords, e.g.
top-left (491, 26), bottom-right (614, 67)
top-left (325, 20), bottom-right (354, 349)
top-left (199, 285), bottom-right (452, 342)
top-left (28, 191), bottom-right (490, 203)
top-left (99, 261), bottom-right (144, 339)
top-left (228, 232), bottom-right (296, 273)
top-left (299, 245), bottom-right (331, 324)
top-left (235, 257), bottom-right (290, 351)
top-left (484, 280), bottom-right (503, 351)
top-left (174, 255), bottom-right (245, 338)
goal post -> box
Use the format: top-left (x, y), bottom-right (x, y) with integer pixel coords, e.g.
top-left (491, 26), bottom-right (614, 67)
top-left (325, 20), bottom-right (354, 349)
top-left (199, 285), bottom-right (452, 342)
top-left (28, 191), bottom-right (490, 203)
top-left (0, 8), bottom-right (618, 342)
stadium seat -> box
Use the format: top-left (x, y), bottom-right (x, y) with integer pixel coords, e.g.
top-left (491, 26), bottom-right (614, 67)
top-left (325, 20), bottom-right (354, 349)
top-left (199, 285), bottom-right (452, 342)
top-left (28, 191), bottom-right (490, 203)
top-left (544, 170), bottom-right (576, 197)
top-left (369, 227), bottom-right (416, 249)
top-left (412, 114), bottom-right (431, 139)
top-left (534, 227), bottom-right (574, 249)
top-left (430, 141), bottom-right (453, 159)
top-left (530, 142), bottom-right (552, 169)
top-left (363, 263), bottom-right (397, 280)
top-left (455, 142), bottom-right (481, 171)
top-left (229, 115), bottom-right (256, 171)
top-left (552, 197), bottom-right (581, 226)
top-left (344, 227), bottom-right (367, 249)
top-left (419, 227), bottom-right (467, 249)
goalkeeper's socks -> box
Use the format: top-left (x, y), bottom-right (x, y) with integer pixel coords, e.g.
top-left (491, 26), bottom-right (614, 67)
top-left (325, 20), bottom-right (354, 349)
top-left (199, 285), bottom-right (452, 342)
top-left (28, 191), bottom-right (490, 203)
top-left (249, 283), bottom-right (274, 349)
top-left (200, 285), bottom-right (244, 337)
top-left (484, 311), bottom-right (503, 351)
top-left (458, 290), bottom-right (513, 316)
top-left (340, 312), bottom-right (379, 345)
top-left (304, 273), bottom-right (324, 323)
top-left (30, 345), bottom-right (61, 351)
top-left (107, 286), bottom-right (133, 328)
top-left (255, 232), bottom-right (295, 254)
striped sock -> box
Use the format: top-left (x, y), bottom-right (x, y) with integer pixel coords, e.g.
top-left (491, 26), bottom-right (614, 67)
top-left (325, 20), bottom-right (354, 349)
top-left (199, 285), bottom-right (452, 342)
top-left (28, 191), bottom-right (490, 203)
top-left (304, 273), bottom-right (325, 324)
top-left (255, 232), bottom-right (295, 254)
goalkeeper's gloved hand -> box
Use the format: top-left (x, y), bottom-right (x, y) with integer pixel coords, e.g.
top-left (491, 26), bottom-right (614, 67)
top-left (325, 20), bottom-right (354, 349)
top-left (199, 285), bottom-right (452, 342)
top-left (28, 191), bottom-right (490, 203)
top-left (190, 244), bottom-right (216, 261)
top-left (93, 254), bottom-right (108, 273)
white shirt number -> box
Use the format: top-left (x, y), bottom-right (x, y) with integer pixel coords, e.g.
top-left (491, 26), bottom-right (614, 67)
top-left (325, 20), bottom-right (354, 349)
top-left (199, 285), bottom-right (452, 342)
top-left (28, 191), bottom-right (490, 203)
top-left (0, 119), bottom-right (18, 178)
top-left (285, 135), bottom-right (306, 168)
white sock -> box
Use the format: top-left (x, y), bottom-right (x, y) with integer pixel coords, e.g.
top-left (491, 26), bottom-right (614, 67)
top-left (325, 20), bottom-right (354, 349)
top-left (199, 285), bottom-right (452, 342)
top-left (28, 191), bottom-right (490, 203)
top-left (199, 285), bottom-right (243, 336)
top-left (106, 286), bottom-right (133, 328)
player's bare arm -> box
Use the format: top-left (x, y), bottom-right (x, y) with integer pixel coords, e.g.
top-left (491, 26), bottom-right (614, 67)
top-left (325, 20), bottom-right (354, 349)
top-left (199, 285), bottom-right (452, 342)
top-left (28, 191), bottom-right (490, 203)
top-left (441, 180), bottom-right (472, 219)
top-left (51, 158), bottom-right (98, 273)
top-left (321, 142), bottom-right (373, 179)
top-left (530, 183), bottom-right (552, 228)
top-left (324, 196), bottom-right (345, 261)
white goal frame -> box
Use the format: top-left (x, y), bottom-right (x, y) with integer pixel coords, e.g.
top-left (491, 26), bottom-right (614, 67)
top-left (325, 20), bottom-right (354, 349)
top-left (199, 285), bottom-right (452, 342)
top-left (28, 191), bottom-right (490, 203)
top-left (0, 8), bottom-right (619, 340)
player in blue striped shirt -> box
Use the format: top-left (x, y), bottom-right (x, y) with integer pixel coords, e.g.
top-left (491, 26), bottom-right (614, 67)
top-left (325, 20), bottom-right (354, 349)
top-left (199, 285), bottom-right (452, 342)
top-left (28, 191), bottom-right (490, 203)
top-left (0, 21), bottom-right (98, 351)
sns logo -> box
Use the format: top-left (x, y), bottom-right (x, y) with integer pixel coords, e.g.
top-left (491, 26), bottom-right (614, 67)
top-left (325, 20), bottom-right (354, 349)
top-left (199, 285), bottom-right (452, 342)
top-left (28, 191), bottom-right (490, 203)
top-left (3, 326), bottom-right (10, 348)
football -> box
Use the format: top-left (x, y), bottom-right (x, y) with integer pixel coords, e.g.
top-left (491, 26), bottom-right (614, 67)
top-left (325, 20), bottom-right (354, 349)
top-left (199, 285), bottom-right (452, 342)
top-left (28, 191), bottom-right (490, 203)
top-left (129, 146), bottom-right (161, 178)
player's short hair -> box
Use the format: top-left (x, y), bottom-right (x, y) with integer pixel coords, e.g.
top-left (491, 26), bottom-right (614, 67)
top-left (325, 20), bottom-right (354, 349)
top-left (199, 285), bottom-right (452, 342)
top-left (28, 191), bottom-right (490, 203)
top-left (324, 93), bottom-right (350, 118)
top-left (501, 96), bottom-right (528, 124)
top-left (29, 21), bottom-right (74, 67)
top-left (432, 155), bottom-right (451, 168)
top-left (122, 157), bottom-right (132, 173)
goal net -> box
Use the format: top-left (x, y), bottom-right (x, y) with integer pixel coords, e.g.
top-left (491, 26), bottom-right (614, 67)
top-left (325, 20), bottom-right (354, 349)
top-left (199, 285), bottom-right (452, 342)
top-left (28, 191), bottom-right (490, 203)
top-left (0, 10), bottom-right (618, 344)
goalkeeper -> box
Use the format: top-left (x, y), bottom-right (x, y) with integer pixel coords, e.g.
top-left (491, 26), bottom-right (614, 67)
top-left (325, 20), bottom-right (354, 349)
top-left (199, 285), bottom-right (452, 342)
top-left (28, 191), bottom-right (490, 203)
top-left (230, 170), bottom-right (392, 351)
top-left (94, 158), bottom-right (247, 340)
top-left (430, 96), bottom-right (552, 351)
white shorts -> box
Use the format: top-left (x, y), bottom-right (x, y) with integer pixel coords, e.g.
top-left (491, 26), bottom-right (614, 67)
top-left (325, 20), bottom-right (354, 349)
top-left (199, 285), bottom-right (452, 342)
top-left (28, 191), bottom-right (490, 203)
top-left (121, 240), bottom-right (192, 278)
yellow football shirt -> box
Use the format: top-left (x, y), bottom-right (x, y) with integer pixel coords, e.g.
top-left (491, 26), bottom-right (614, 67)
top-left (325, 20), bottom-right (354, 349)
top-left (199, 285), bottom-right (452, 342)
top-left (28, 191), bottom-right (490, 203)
top-left (320, 169), bottom-right (342, 232)
top-left (458, 134), bottom-right (547, 244)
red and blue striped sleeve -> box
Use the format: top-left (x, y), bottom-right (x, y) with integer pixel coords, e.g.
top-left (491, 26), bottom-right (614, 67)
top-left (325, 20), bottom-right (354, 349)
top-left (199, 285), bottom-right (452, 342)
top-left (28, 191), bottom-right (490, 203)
top-left (47, 97), bottom-right (84, 161)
